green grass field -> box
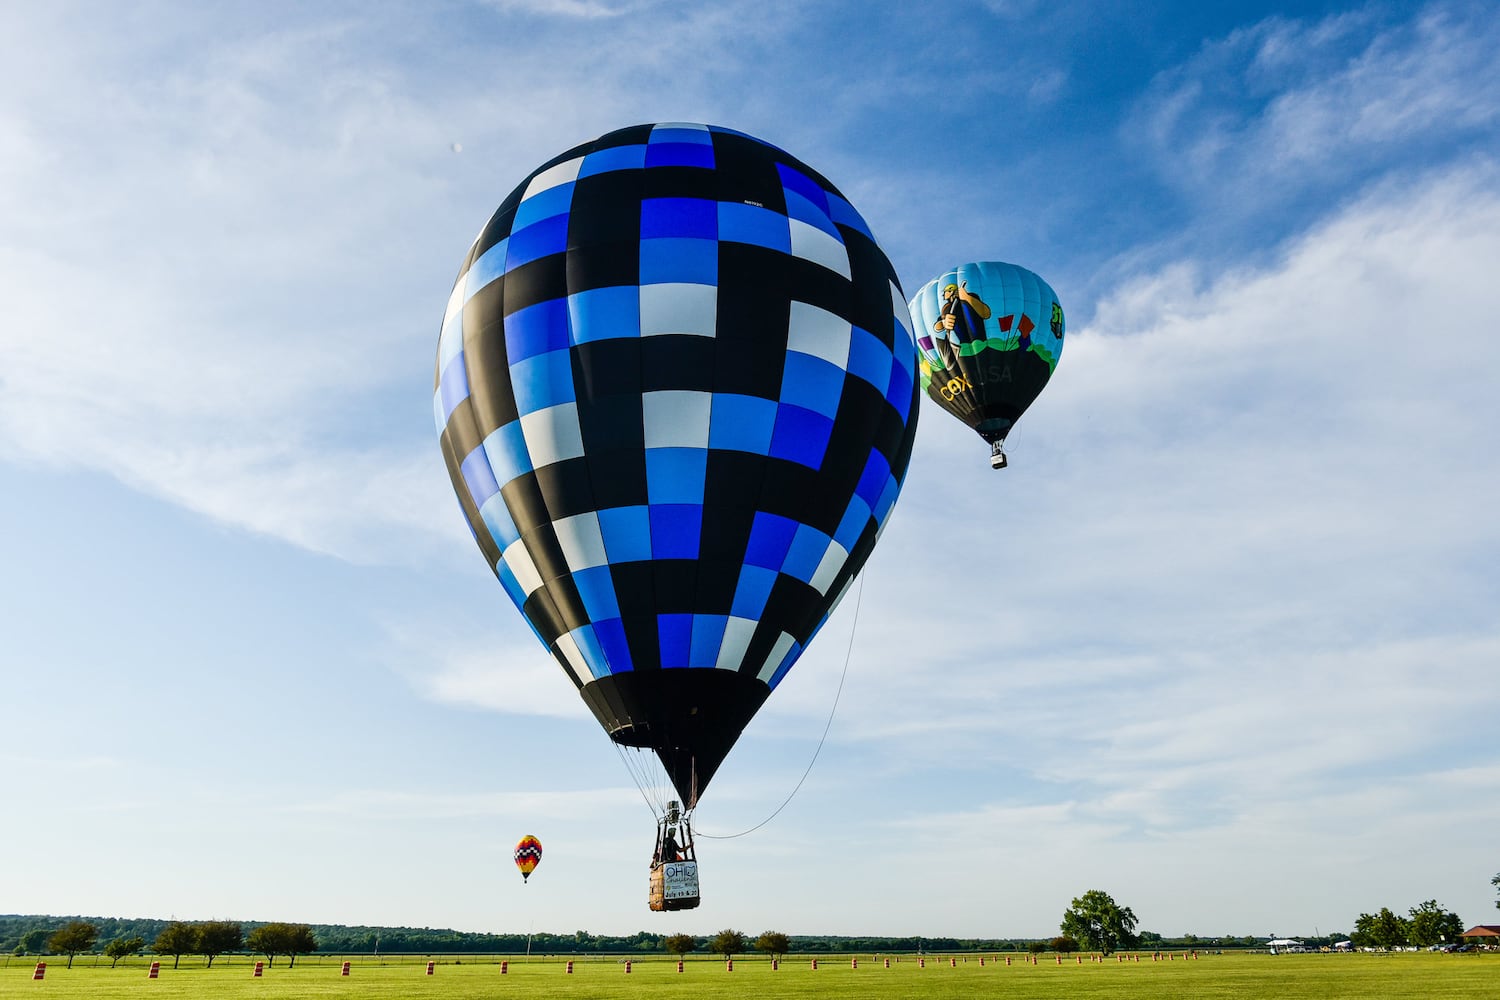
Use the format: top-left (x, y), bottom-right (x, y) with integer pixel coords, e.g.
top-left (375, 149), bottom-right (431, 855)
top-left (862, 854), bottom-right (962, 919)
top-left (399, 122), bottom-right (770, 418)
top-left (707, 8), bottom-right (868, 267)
top-left (3, 952), bottom-right (1495, 1000)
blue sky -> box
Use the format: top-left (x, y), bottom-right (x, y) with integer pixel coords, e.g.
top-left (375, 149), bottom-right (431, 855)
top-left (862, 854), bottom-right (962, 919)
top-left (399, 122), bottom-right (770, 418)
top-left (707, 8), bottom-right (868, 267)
top-left (3, 0), bottom-right (1498, 940)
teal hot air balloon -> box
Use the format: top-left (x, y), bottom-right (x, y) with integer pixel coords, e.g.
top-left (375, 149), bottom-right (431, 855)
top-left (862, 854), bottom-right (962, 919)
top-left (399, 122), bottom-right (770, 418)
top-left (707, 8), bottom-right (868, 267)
top-left (909, 261), bottom-right (1064, 468)
top-left (434, 124), bottom-right (920, 815)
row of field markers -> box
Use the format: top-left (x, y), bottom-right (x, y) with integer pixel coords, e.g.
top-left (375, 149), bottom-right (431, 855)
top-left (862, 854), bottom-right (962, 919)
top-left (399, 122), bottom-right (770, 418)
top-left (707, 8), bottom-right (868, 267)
top-left (29, 953), bottom-right (1202, 979)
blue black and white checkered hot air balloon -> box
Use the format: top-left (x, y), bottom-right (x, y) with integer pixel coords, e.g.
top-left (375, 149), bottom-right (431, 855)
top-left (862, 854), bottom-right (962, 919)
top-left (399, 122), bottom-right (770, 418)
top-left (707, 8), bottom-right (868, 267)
top-left (434, 123), bottom-right (919, 813)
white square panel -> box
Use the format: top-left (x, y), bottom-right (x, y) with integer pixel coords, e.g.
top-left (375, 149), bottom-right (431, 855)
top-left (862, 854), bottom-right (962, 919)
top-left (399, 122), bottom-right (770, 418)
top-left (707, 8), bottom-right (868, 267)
top-left (788, 301), bottom-right (852, 369)
top-left (714, 617), bottom-right (758, 672)
top-left (552, 511), bottom-right (609, 571)
top-left (643, 390), bottom-right (712, 449)
top-left (641, 283), bottom-right (717, 338)
top-left (756, 632), bottom-right (798, 685)
top-left (501, 538), bottom-right (544, 597)
top-left (523, 156), bottom-right (584, 200)
top-left (790, 218), bottom-right (851, 279)
top-left (519, 401), bottom-right (586, 468)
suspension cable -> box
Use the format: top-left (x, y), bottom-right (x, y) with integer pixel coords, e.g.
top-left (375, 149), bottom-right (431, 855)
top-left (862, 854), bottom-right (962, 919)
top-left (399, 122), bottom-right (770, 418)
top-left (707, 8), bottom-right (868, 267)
top-left (695, 572), bottom-right (864, 840)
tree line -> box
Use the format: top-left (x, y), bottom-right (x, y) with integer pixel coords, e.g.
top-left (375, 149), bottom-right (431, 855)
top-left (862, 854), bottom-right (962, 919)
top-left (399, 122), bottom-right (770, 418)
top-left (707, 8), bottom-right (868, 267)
top-left (8, 879), bottom-right (1491, 963)
top-left (6, 919), bottom-right (318, 969)
top-left (2, 916), bottom-right (1022, 958)
top-left (1349, 900), bottom-right (1467, 950)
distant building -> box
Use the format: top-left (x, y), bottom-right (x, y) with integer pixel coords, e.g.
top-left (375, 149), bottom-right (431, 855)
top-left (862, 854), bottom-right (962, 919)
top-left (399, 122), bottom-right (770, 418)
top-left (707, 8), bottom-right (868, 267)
top-left (1459, 925), bottom-right (1500, 946)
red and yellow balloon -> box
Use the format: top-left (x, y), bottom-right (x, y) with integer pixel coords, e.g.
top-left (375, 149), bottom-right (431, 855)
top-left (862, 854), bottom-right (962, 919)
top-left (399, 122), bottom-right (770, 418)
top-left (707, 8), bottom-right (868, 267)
top-left (513, 835), bottom-right (543, 882)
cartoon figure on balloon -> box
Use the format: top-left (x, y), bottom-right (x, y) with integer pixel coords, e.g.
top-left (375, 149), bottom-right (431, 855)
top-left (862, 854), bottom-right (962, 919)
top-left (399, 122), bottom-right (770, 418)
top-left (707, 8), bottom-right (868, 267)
top-left (932, 280), bottom-right (992, 369)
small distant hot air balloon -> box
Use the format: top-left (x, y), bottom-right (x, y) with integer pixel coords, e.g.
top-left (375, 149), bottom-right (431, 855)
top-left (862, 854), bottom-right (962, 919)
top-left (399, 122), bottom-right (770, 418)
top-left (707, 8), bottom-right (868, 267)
top-left (909, 261), bottom-right (1064, 468)
top-left (514, 835), bottom-right (543, 882)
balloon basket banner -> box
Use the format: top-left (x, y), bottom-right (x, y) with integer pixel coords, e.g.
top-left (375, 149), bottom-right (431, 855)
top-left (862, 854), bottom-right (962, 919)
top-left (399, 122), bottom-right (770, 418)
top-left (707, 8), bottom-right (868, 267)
top-left (341, 961), bottom-right (351, 976)
top-left (148, 961), bottom-right (160, 978)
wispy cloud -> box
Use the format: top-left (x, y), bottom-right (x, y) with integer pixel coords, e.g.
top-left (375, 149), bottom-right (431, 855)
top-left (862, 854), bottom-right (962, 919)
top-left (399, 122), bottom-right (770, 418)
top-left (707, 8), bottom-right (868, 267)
top-left (1128, 2), bottom-right (1500, 212)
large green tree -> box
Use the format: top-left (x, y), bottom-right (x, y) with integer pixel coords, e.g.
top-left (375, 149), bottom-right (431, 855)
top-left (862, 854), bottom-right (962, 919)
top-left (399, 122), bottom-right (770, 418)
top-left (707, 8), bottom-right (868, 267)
top-left (247, 923), bottom-right (318, 968)
top-left (1060, 889), bottom-right (1139, 954)
top-left (708, 929), bottom-right (746, 960)
top-left (47, 921), bottom-right (97, 969)
top-left (663, 933), bottom-right (697, 958)
top-left (197, 921), bottom-right (243, 968)
top-left (104, 935), bottom-right (145, 968)
top-left (1352, 908), bottom-right (1409, 950)
top-left (153, 922), bottom-right (199, 970)
top-left (663, 935), bottom-right (696, 959)
top-left (755, 931), bottom-right (791, 960)
top-left (1407, 901), bottom-right (1464, 947)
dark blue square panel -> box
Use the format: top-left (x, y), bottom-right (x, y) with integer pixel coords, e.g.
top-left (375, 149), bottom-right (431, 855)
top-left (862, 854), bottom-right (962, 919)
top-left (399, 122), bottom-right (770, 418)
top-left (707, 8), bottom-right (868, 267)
top-left (776, 163), bottom-right (829, 214)
top-left (658, 613), bottom-right (694, 667)
top-left (505, 297), bottom-right (570, 363)
top-left (744, 511), bottom-right (798, 570)
top-left (592, 616), bottom-right (633, 672)
top-left (854, 450), bottom-right (892, 509)
top-left (649, 504), bottom-right (702, 560)
top-left (768, 404), bottom-right (834, 469)
top-left (646, 143), bottom-right (716, 170)
top-left (641, 198), bottom-right (718, 240)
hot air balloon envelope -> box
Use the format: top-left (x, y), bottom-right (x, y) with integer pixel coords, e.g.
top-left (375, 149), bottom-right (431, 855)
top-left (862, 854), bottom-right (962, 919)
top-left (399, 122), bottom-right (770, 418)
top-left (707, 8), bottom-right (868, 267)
top-left (908, 261), bottom-right (1064, 465)
top-left (514, 834), bottom-right (543, 880)
top-left (435, 123), bottom-right (919, 807)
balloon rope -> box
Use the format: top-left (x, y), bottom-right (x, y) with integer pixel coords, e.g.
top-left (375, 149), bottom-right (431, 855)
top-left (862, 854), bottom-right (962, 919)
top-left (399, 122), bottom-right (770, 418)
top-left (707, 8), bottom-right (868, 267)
top-left (614, 743), bottom-right (663, 816)
top-left (696, 572), bottom-right (864, 840)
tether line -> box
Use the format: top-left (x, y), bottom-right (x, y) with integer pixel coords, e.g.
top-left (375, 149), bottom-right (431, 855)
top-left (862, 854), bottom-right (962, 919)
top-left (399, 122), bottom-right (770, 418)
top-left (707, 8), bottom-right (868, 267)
top-left (696, 572), bottom-right (864, 840)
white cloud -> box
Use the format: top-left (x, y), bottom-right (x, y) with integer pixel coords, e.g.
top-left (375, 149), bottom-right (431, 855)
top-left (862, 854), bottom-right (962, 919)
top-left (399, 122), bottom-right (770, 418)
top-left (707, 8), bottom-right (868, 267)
top-left (1129, 3), bottom-right (1500, 205)
top-left (413, 641), bottom-right (591, 720)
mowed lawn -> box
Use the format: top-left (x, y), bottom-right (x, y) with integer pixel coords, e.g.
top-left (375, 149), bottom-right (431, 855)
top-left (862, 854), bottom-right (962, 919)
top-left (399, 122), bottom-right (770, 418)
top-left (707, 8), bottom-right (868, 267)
top-left (4, 952), bottom-right (1495, 1000)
